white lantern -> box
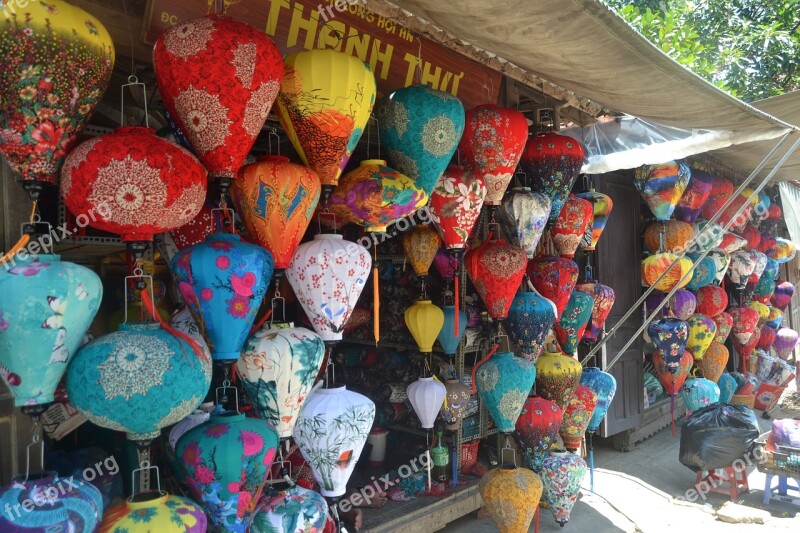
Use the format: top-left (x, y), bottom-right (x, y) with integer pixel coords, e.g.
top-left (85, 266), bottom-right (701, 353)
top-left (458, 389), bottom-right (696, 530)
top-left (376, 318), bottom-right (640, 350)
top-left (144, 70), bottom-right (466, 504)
top-left (168, 410), bottom-right (209, 450)
top-left (286, 234), bottom-right (372, 343)
top-left (293, 385), bottom-right (375, 497)
top-left (237, 323), bottom-right (325, 439)
top-left (407, 377), bottom-right (446, 429)
top-left (752, 251), bottom-right (768, 280)
top-left (497, 187), bottom-right (551, 259)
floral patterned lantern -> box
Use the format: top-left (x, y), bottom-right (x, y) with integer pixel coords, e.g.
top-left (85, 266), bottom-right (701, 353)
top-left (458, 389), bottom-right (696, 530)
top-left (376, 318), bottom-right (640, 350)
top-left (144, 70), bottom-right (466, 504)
top-left (753, 277), bottom-right (776, 304)
top-left (515, 396), bottom-right (562, 472)
top-left (61, 127), bottom-right (207, 246)
top-left (634, 161), bottom-right (691, 221)
top-left (154, 15), bottom-right (283, 188)
top-left (553, 290), bottom-right (594, 354)
top-left (759, 234), bottom-right (779, 256)
top-left (669, 289), bottom-right (697, 321)
top-left (237, 324), bottom-right (325, 439)
top-left (729, 306), bottom-right (760, 344)
top-left (403, 224), bottom-right (442, 278)
top-left (286, 234), bottom-right (371, 344)
top-left (498, 187), bottom-right (551, 258)
top-left (233, 156), bottom-right (321, 270)
top-left (438, 306), bottom-right (468, 356)
top-left (66, 323), bottom-right (212, 443)
top-left (686, 314), bottom-right (717, 361)
top-left (712, 312), bottom-right (734, 343)
top-left (480, 466), bottom-right (543, 533)
top-left (407, 376), bottom-right (446, 430)
top-left (675, 169), bottom-right (714, 223)
top-left (742, 225), bottom-right (761, 249)
top-left (688, 221), bottom-right (725, 254)
top-left (698, 342), bottom-right (729, 383)
top-left (756, 325), bottom-right (777, 351)
top-left (168, 203), bottom-right (216, 252)
top-left (653, 350), bottom-right (693, 432)
top-left (441, 379), bottom-right (472, 430)
top-left (520, 132), bottom-right (585, 225)
top-left (647, 318), bottom-right (689, 371)
top-left (250, 484), bottom-right (327, 533)
top-left (377, 84), bottom-right (465, 195)
top-left (559, 384), bottom-right (598, 451)
top-left (428, 165), bottom-right (487, 254)
top-left (459, 104), bottom-right (528, 205)
top-left (0, 0), bottom-right (114, 195)
top-left (774, 328), bottom-right (799, 361)
top-left (708, 249), bottom-right (731, 285)
top-left (506, 290), bottom-right (557, 361)
top-left (528, 256), bottom-right (580, 319)
top-left (681, 378), bottom-right (720, 411)
top-left (293, 386), bottom-right (375, 497)
top-left (475, 351), bottom-right (537, 432)
top-left (695, 285), bottom-right (728, 317)
top-left (535, 352), bottom-right (582, 412)
top-left (718, 189), bottom-right (758, 233)
top-left (719, 232), bottom-right (748, 254)
top-left (0, 254), bottom-right (101, 417)
top-left (580, 367), bottom-right (617, 432)
top-left (749, 301), bottom-right (770, 327)
top-left (176, 413), bottom-right (279, 531)
top-left (405, 300), bottom-right (445, 353)
top-left (771, 281), bottom-right (795, 310)
top-left (576, 189), bottom-right (614, 251)
top-left (685, 254), bottom-right (717, 291)
top-left (718, 373), bottom-right (737, 404)
top-left (733, 325), bottom-right (761, 372)
top-left (100, 492), bottom-right (206, 533)
top-left (575, 281), bottom-right (615, 342)
top-left (541, 451), bottom-right (587, 526)
top-left (551, 194), bottom-right (593, 258)
top-left (643, 221), bottom-right (693, 254)
top-left (641, 253), bottom-right (694, 293)
top-left (464, 238), bottom-right (528, 320)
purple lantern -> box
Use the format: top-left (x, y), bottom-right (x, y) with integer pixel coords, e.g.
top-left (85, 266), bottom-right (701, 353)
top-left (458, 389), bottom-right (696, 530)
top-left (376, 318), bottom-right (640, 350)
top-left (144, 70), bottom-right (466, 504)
top-left (669, 289), bottom-right (697, 321)
top-left (774, 328), bottom-right (799, 361)
top-left (771, 281), bottom-right (795, 311)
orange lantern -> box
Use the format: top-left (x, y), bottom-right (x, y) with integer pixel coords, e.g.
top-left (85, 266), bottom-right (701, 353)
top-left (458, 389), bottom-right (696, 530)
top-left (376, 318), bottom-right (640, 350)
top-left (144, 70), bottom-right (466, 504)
top-left (403, 225), bottom-right (441, 278)
top-left (643, 221), bottom-right (693, 254)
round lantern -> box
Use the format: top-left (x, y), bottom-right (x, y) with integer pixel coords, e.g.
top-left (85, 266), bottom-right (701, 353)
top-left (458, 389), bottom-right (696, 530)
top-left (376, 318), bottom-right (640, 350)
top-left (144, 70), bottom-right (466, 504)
top-left (647, 318), bottom-right (689, 371)
top-left (506, 290), bottom-right (557, 361)
top-left (428, 165), bottom-right (487, 253)
top-left (681, 378), bottom-right (720, 411)
top-left (67, 323), bottom-right (212, 443)
top-left (459, 104), bottom-right (528, 205)
top-left (772, 238), bottom-right (797, 263)
top-left (476, 351), bottom-right (537, 432)
top-left (695, 285), bottom-right (728, 317)
top-left (516, 397), bottom-right (562, 472)
top-left (553, 291), bottom-right (594, 354)
top-left (535, 352), bottom-right (582, 412)
top-left (712, 312), bottom-right (734, 343)
top-left (168, 203), bottom-right (215, 252)
top-left (576, 189), bottom-right (614, 251)
top-left (237, 324), bottom-right (325, 439)
top-left (520, 132), bottom-right (585, 225)
top-left (286, 234), bottom-right (372, 343)
top-left (668, 289), bottom-right (697, 321)
top-left (559, 384), bottom-right (598, 451)
top-left (641, 253), bottom-right (694, 293)
top-left (675, 169), bottom-right (714, 223)
top-left (233, 156), bottom-right (321, 270)
top-left (755, 192), bottom-right (771, 223)
top-left (154, 15), bottom-right (283, 186)
top-left (498, 187), bottom-right (551, 258)
top-left (708, 249), bottom-right (731, 285)
top-left (293, 385), bottom-right (375, 497)
top-left (177, 413), bottom-right (279, 531)
top-left (481, 466), bottom-right (543, 533)
top-left (729, 306), bottom-right (760, 344)
top-left (251, 484), bottom-right (328, 533)
top-left (701, 177), bottom-right (735, 220)
top-left (685, 254), bottom-right (717, 290)
top-left (719, 232), bottom-right (748, 254)
top-left (634, 161), bottom-right (690, 221)
top-left (644, 221), bottom-right (693, 254)
top-left (718, 373), bottom-right (737, 404)
top-left (575, 281), bottom-right (615, 342)
top-left (756, 326), bottom-right (777, 351)
top-left (61, 127), bottom-right (207, 245)
top-left (528, 256), bottom-right (580, 319)
top-left (774, 328), bottom-right (799, 361)
top-left (541, 451), bottom-right (587, 526)
top-left (771, 281), bottom-right (795, 310)
top-left (580, 367), bottom-right (617, 432)
top-left (742, 225), bottom-right (761, 249)
top-left (748, 301), bottom-right (770, 327)
top-left (440, 379), bottom-right (472, 430)
top-left (0, 254), bottom-right (101, 416)
top-left (686, 314), bottom-right (717, 361)
top-left (465, 238), bottom-right (528, 320)
top-left (0, 0), bottom-right (114, 193)
top-left (698, 342), bottom-right (729, 383)
top-left (407, 377), bottom-right (446, 430)
top-left (766, 307), bottom-right (784, 329)
top-left (438, 306), bottom-right (468, 356)
top-left (329, 159), bottom-right (428, 231)
top-left (551, 194), bottom-right (593, 258)
top-left (405, 300), bottom-right (445, 353)
top-left (377, 84), bottom-right (465, 195)
top-left (100, 492), bottom-right (206, 533)
top-left (403, 224), bottom-right (441, 277)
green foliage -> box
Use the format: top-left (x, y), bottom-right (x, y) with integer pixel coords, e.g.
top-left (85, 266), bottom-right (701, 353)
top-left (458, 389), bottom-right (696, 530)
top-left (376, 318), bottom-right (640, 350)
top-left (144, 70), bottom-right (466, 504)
top-left (603, 0), bottom-right (800, 101)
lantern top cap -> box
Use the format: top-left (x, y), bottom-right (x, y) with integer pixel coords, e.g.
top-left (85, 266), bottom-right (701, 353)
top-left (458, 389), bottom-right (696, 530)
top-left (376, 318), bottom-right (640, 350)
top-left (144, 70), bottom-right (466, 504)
top-left (211, 411), bottom-right (246, 422)
top-left (360, 159), bottom-right (388, 167)
top-left (114, 126), bottom-right (156, 135)
top-left (313, 234), bottom-right (344, 241)
top-left (255, 155), bottom-right (291, 163)
top-left (127, 490), bottom-right (169, 507)
top-left (117, 322), bottom-right (161, 332)
top-left (316, 385), bottom-right (349, 394)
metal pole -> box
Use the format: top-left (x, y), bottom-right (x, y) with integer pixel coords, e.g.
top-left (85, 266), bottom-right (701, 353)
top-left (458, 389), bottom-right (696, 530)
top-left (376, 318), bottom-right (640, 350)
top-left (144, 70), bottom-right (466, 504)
top-left (602, 134), bottom-right (800, 372)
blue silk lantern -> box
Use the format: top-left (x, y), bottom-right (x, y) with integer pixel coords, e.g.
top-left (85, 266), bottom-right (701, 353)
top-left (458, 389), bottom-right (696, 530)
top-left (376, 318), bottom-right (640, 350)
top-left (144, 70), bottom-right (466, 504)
top-left (376, 84), bottom-right (465, 195)
top-left (647, 318), bottom-right (689, 371)
top-left (553, 291), bottom-right (594, 355)
top-left (0, 254), bottom-right (102, 417)
top-left (763, 258), bottom-right (780, 282)
top-left (172, 233), bottom-right (274, 361)
top-left (686, 254), bottom-right (717, 290)
top-left (438, 305), bottom-right (467, 356)
top-left (634, 161), bottom-right (691, 221)
top-left (680, 378), bottom-right (720, 411)
top-left (475, 351), bottom-right (537, 432)
top-left (718, 373), bottom-right (737, 404)
top-left (506, 291), bottom-right (556, 361)
top-left (729, 371), bottom-right (747, 391)
top-left (580, 368), bottom-right (617, 433)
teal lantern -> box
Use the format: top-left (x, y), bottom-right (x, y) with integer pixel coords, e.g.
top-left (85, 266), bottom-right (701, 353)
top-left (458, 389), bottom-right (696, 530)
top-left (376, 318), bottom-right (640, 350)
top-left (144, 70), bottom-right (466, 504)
top-left (376, 84), bottom-right (465, 195)
top-left (0, 254), bottom-right (102, 417)
top-left (686, 254), bottom-right (717, 290)
top-left (680, 378), bottom-right (720, 412)
top-left (580, 368), bottom-right (617, 433)
top-left (506, 290), bottom-right (556, 361)
top-left (437, 305), bottom-right (467, 356)
top-left (475, 351), bottom-right (537, 432)
top-left (553, 291), bottom-right (594, 355)
top-left (718, 373), bottom-right (737, 404)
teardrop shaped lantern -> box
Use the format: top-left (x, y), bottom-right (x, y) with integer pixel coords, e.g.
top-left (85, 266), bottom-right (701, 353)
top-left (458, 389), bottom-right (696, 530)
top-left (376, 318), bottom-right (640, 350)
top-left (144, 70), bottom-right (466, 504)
top-left (686, 314), bottom-right (717, 361)
top-left (576, 190), bottom-right (614, 251)
top-left (100, 492), bottom-right (207, 533)
top-left (520, 132), bottom-right (585, 225)
top-left (729, 306), bottom-right (759, 344)
top-left (403, 224), bottom-right (442, 278)
top-left (766, 307), bottom-right (784, 329)
top-left (653, 350), bottom-right (693, 433)
top-left (574, 281), bottom-right (615, 342)
top-left (438, 306), bottom-right (468, 356)
top-left (405, 300), bottom-right (445, 353)
top-left (528, 256), bottom-right (580, 319)
top-left (233, 156), bottom-right (321, 271)
top-left (719, 232), bottom-right (748, 254)
top-left (748, 301), bottom-right (770, 327)
top-left (647, 318), bottom-right (689, 371)
top-left (774, 328), bottom-right (799, 361)
top-left (643, 221), bottom-right (693, 254)
top-left (0, 0), bottom-right (114, 195)
top-left (476, 351), bottom-right (537, 432)
top-left (771, 281), bottom-right (795, 310)
top-left (551, 194), bottom-right (594, 258)
top-left (237, 324), bottom-right (325, 439)
top-left (172, 233), bottom-right (274, 360)
top-left (559, 384), bottom-right (598, 451)
top-left (668, 289), bottom-right (697, 321)
top-left (553, 290), bottom-right (594, 355)
top-left (727, 250), bottom-right (757, 289)
top-left (286, 234), bottom-right (372, 344)
top-left (713, 312), bottom-right (734, 343)
top-left (154, 15), bottom-right (283, 188)
top-left (718, 373), bottom-right (737, 403)
top-left (580, 367), bottom-right (617, 432)
top-left (633, 161), bottom-right (691, 221)
top-left (698, 342), bottom-right (729, 383)
top-left (428, 165), bottom-right (487, 254)
top-left (251, 484), bottom-right (328, 533)
top-left (681, 378), bottom-right (720, 411)
top-left (465, 238), bottom-right (528, 320)
top-left (756, 325), bottom-right (777, 351)
top-left (535, 352), bottom-right (582, 412)
top-left (685, 255), bottom-right (717, 290)
top-left (481, 466), bottom-right (543, 533)
top-left (441, 379), bottom-right (472, 430)
top-left (459, 104), bottom-right (528, 205)
top-left (407, 376), bottom-right (446, 429)
top-left (516, 397), bottom-right (562, 472)
top-left (329, 159), bottom-right (428, 232)
top-left (67, 323), bottom-right (212, 443)
top-left (61, 127), bottom-right (207, 246)
top-left (701, 177), bottom-right (735, 221)
top-left (498, 187), bottom-right (551, 258)
top-left (733, 325), bottom-right (761, 370)
top-left (541, 451), bottom-right (587, 527)
top-left (742, 225), bottom-right (761, 249)
top-left (0, 254), bottom-right (102, 417)
top-left (641, 253), bottom-right (694, 293)
top-left (708, 249), bottom-right (731, 285)
top-left (696, 285), bottom-right (728, 317)
top-left (506, 291), bottom-right (557, 361)
top-left (674, 169), bottom-right (714, 223)
top-left (376, 84), bottom-right (465, 195)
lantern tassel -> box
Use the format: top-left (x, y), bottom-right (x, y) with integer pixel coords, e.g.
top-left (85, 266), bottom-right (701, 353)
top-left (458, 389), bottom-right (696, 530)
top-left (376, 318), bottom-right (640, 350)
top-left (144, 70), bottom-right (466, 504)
top-left (0, 234), bottom-right (31, 265)
top-left (141, 289), bottom-right (207, 361)
top-left (470, 343), bottom-right (499, 394)
top-left (373, 268), bottom-right (380, 345)
top-left (454, 270), bottom-right (460, 337)
top-left (589, 433), bottom-right (595, 493)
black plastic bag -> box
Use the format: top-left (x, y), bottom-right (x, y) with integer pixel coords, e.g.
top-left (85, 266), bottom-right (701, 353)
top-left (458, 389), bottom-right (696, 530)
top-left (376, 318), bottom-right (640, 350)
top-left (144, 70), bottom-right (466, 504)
top-left (679, 403), bottom-right (761, 472)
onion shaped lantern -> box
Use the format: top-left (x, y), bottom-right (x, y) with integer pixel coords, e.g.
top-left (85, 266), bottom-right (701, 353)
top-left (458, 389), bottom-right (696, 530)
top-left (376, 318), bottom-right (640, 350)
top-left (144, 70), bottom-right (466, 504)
top-left (713, 312), bottom-right (734, 343)
top-left (403, 224), bottom-right (441, 278)
top-left (405, 300), bottom-right (445, 353)
top-left (729, 306), bottom-right (760, 344)
top-left (641, 253), bottom-right (693, 293)
top-left (480, 466), bottom-right (543, 533)
top-left (685, 254), bottom-right (717, 290)
top-left (580, 367), bottom-right (617, 433)
top-left (686, 314), bottom-right (717, 361)
top-left (668, 289), bottom-right (696, 321)
top-left (774, 328), bottom-right (799, 361)
top-left (465, 238), bottom-right (528, 320)
top-left (633, 161), bottom-right (690, 221)
top-left (497, 187), bottom-right (551, 258)
top-left (516, 397), bottom-right (562, 472)
top-left (771, 281), bottom-right (795, 310)
top-left (763, 257), bottom-right (780, 282)
top-left (756, 325), bottom-right (777, 351)
top-left (433, 248), bottom-right (458, 280)
top-left (559, 384), bottom-right (598, 451)
top-left (428, 165), bottom-right (487, 254)
top-left (696, 285), bottom-right (728, 317)
top-left (698, 342), bottom-right (729, 383)
top-left (541, 451), bottom-right (587, 527)
top-left (407, 377), bottom-right (446, 429)
top-left (675, 169), bottom-right (714, 223)
top-left (476, 351), bottom-right (537, 432)
top-left (438, 306), bottom-right (467, 356)
top-left (647, 318), bottom-right (689, 371)
top-left (681, 378), bottom-right (720, 411)
top-left (100, 492), bottom-right (206, 533)
top-left (654, 350), bottom-right (693, 431)
top-left (506, 290), bottom-right (556, 362)
top-left (551, 194), bottom-right (593, 258)
top-left (644, 221), bottom-right (693, 254)
top-left (553, 291), bottom-right (594, 355)
top-left (576, 189), bottom-right (613, 251)
top-left (575, 280), bottom-right (615, 342)
top-left (528, 256), bottom-right (579, 319)
top-left (535, 352), bottom-right (582, 412)
top-left (718, 189), bottom-right (758, 233)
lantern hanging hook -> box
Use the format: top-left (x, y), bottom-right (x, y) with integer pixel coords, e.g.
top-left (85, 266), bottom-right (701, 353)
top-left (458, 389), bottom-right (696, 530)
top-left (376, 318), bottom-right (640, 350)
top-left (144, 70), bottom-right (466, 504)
top-left (215, 379), bottom-right (240, 413)
top-left (270, 290), bottom-right (286, 325)
top-left (23, 421), bottom-right (44, 483)
top-left (131, 460), bottom-right (163, 497)
top-left (124, 262), bottom-right (154, 325)
top-left (500, 435), bottom-right (517, 467)
top-left (268, 126), bottom-right (280, 156)
top-left (120, 75), bottom-right (149, 128)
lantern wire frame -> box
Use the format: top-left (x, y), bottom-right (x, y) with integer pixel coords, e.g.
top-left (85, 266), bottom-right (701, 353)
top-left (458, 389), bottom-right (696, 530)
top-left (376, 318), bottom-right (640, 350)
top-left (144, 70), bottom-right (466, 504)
top-left (23, 420), bottom-right (44, 483)
top-left (131, 460), bottom-right (162, 497)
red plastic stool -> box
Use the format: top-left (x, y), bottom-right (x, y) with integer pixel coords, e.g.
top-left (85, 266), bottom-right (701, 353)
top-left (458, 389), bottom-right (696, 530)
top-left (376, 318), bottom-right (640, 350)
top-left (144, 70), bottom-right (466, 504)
top-left (694, 465), bottom-right (750, 501)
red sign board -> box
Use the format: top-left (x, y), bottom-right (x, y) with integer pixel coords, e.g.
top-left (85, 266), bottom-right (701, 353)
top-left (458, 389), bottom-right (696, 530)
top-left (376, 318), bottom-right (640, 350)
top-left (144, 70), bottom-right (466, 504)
top-left (143, 0), bottom-right (501, 109)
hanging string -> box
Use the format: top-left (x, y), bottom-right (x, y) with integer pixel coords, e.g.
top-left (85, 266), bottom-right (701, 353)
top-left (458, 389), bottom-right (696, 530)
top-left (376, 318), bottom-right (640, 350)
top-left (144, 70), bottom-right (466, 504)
top-left (414, 37), bottom-right (423, 85)
top-left (470, 343), bottom-right (499, 394)
top-left (373, 242), bottom-right (380, 345)
top-left (140, 289), bottom-right (207, 361)
top-left (453, 264), bottom-right (460, 337)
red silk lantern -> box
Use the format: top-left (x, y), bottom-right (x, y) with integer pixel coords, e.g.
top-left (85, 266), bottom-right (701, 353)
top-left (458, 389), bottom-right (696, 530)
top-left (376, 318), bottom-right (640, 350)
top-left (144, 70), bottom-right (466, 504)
top-left (719, 232), bottom-right (748, 254)
top-left (712, 312), bottom-right (734, 344)
top-left (756, 326), bottom-right (777, 351)
top-left (61, 126), bottom-right (206, 244)
top-left (515, 397), bottom-right (562, 471)
top-left (459, 105), bottom-right (528, 205)
top-left (528, 256), bottom-right (579, 319)
top-left (429, 165), bottom-right (487, 254)
top-left (729, 306), bottom-right (760, 344)
top-left (559, 384), bottom-right (598, 451)
top-left (758, 234), bottom-right (778, 256)
top-left (733, 325), bottom-right (760, 372)
top-left (575, 280), bottom-right (615, 342)
top-left (465, 238), bottom-right (528, 319)
top-left (695, 286), bottom-right (728, 317)
top-left (153, 15), bottom-right (283, 184)
top-left (701, 178), bottom-right (735, 221)
top-left (552, 195), bottom-right (593, 258)
top-left (169, 203), bottom-right (215, 251)
top-left (742, 225), bottom-right (761, 249)
top-left (653, 350), bottom-right (693, 435)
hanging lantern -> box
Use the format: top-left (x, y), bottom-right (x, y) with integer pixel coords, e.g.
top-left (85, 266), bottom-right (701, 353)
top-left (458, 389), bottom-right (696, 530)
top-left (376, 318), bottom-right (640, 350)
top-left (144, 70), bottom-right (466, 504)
top-left (176, 413), bottom-right (278, 531)
top-left (405, 300), bottom-right (445, 353)
top-left (771, 281), bottom-right (795, 310)
top-left (407, 377), bottom-right (446, 430)
top-left (641, 253), bottom-right (694, 293)
top-left (0, 0), bottom-right (114, 196)
top-left (698, 342), bottom-right (729, 383)
top-left (729, 306), bottom-right (760, 344)
top-left (61, 127), bottom-right (207, 246)
top-left (251, 484), bottom-right (328, 533)
top-left (708, 249), bottom-right (731, 285)
top-left (753, 277), bottom-right (776, 304)
top-left (232, 156), bottom-right (321, 271)
top-left (465, 238), bottom-right (528, 320)
top-left (733, 325), bottom-right (761, 370)
top-left (686, 314), bottom-right (717, 361)
top-left (551, 194), bottom-right (593, 258)
top-left (647, 318), bottom-right (689, 371)
top-left (541, 451), bottom-right (587, 526)
top-left (742, 225), bottom-right (761, 249)
top-left (535, 352), bottom-right (582, 412)
top-left (634, 161), bottom-right (691, 221)
top-left (701, 177), bottom-right (735, 220)
top-left (403, 225), bottom-right (442, 278)
top-left (754, 192), bottom-right (771, 223)
top-left (668, 289), bottom-right (697, 321)
top-left (752, 251), bottom-right (769, 281)
top-left (329, 159), bottom-right (428, 231)
top-left (695, 285), bottom-right (728, 318)
top-left (580, 367), bottom-right (617, 433)
top-left (172, 234), bottom-right (274, 360)
top-left (441, 379), bottom-right (472, 430)
top-left (480, 466), bottom-right (543, 533)
top-left (459, 104), bottom-right (528, 205)
top-left (685, 255), bottom-right (717, 291)
top-left (505, 291), bottom-right (557, 362)
top-left (553, 291), bottom-right (594, 354)
top-left (653, 351), bottom-right (693, 398)
top-left (237, 324), bottom-right (325, 439)
top-left (774, 328), bottom-right (799, 361)
top-left (433, 248), bottom-right (458, 280)
top-left (0, 254), bottom-right (101, 417)
top-left (766, 307), bottom-right (784, 329)
top-left (681, 378), bottom-right (720, 411)
top-left (559, 384), bottom-right (598, 451)
top-left (476, 351), bottom-right (537, 432)
top-left (675, 169), bottom-right (714, 223)
top-left (428, 165), bottom-right (487, 253)
top-left (516, 397), bottom-right (562, 472)
top-left (286, 234), bottom-right (372, 343)
top-left (498, 187), bottom-right (551, 258)
top-left (643, 221), bottom-right (693, 254)
top-left (67, 323), bottom-right (212, 444)
top-left (759, 234), bottom-right (779, 256)
top-left (438, 306), bottom-right (468, 356)
top-left (718, 373), bottom-right (737, 404)
top-left (718, 233), bottom-right (747, 255)
top-left (100, 492), bottom-right (206, 533)
top-left (575, 281), bottom-right (615, 342)
top-left (576, 190), bottom-right (614, 251)
top-left (764, 257), bottom-right (781, 281)
top-left (293, 386), bottom-right (375, 497)
top-left (748, 301), bottom-right (770, 327)
top-left (713, 312), bottom-right (734, 343)
top-left (756, 325), bottom-right (777, 351)
top-left (718, 189), bottom-right (758, 233)
top-left (168, 203), bottom-right (216, 252)
top-left (169, 411), bottom-right (210, 452)
top-left (528, 256), bottom-right (580, 319)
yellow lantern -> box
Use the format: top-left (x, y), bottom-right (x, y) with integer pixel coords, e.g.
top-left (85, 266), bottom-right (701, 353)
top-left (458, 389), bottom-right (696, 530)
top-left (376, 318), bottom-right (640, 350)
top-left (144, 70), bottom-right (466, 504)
top-left (748, 301), bottom-right (770, 327)
top-left (403, 224), bottom-right (442, 277)
top-left (404, 300), bottom-right (444, 352)
top-left (686, 314), bottom-right (717, 361)
top-left (535, 352), bottom-right (583, 412)
top-left (642, 253), bottom-right (694, 293)
top-left (480, 466), bottom-right (543, 533)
